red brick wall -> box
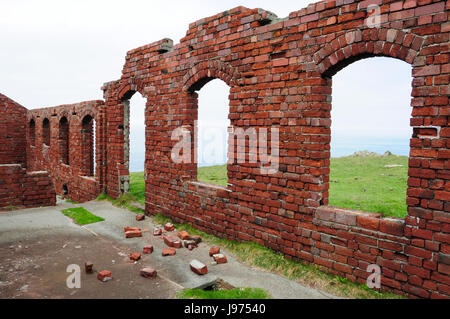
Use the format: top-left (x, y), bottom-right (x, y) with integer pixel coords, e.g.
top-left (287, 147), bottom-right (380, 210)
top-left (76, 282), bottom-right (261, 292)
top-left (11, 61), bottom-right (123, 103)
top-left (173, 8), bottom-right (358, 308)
top-left (0, 94), bottom-right (27, 166)
top-left (1, 0), bottom-right (448, 299)
top-left (101, 0), bottom-right (449, 298)
top-left (0, 164), bottom-right (56, 209)
top-left (27, 101), bottom-right (104, 203)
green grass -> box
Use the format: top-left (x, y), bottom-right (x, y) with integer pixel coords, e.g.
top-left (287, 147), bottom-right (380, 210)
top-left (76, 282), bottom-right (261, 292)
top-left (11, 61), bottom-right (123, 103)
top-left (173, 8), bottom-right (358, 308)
top-left (329, 155), bottom-right (408, 218)
top-left (194, 155), bottom-right (408, 218)
top-left (61, 207), bottom-right (105, 225)
top-left (96, 192), bottom-right (145, 215)
top-left (129, 172), bottom-right (146, 205)
top-left (176, 288), bottom-right (271, 299)
top-left (197, 165), bottom-right (228, 187)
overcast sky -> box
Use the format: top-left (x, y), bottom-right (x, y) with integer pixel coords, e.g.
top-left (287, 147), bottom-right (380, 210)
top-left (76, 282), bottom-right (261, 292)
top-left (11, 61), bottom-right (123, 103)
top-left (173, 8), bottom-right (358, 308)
top-left (1, 0), bottom-right (413, 170)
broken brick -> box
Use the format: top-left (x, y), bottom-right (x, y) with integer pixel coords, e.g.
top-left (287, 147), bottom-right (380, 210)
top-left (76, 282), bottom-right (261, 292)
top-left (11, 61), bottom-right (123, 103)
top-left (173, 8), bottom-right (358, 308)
top-left (178, 231), bottom-right (190, 240)
top-left (140, 268), bottom-right (157, 279)
top-left (130, 252), bottom-right (141, 262)
top-left (184, 240), bottom-right (198, 249)
top-left (190, 260), bottom-right (208, 275)
top-left (85, 261), bottom-right (93, 274)
top-left (164, 235), bottom-right (182, 248)
top-left (162, 248), bottom-right (176, 256)
top-left (190, 235), bottom-right (202, 245)
top-left (153, 227), bottom-right (163, 236)
top-left (143, 246), bottom-right (154, 254)
top-left (136, 214), bottom-right (145, 221)
top-left (213, 254), bottom-right (228, 264)
top-left (209, 247), bottom-right (220, 256)
top-left (125, 230), bottom-right (143, 238)
top-left (97, 270), bottom-right (112, 282)
top-left (164, 223), bottom-right (175, 232)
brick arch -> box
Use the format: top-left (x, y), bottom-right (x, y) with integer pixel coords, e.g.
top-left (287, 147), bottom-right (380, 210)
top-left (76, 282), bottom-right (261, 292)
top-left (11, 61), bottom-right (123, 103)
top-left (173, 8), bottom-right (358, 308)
top-left (117, 78), bottom-right (146, 101)
top-left (182, 60), bottom-right (241, 92)
top-left (77, 108), bottom-right (97, 124)
top-left (313, 28), bottom-right (425, 77)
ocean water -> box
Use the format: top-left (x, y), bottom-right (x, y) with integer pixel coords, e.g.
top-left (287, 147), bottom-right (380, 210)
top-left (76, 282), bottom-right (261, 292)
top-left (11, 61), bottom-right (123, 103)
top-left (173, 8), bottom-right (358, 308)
top-left (129, 135), bottom-right (410, 172)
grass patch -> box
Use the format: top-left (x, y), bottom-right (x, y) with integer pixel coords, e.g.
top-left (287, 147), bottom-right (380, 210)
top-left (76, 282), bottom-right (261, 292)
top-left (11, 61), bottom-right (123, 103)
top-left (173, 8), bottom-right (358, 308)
top-left (176, 288), bottom-right (271, 300)
top-left (193, 155), bottom-right (408, 218)
top-left (197, 165), bottom-right (227, 187)
top-left (96, 192), bottom-right (145, 215)
top-left (65, 199), bottom-right (79, 204)
top-left (329, 154), bottom-right (408, 218)
top-left (61, 207), bottom-right (105, 225)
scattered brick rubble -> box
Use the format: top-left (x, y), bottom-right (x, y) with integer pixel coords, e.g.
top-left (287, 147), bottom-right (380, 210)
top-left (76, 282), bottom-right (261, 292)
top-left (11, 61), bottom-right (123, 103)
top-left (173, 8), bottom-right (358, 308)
top-left (162, 247), bottom-right (176, 256)
top-left (178, 231), bottom-right (190, 240)
top-left (129, 252), bottom-right (141, 262)
top-left (209, 247), bottom-right (220, 256)
top-left (163, 235), bottom-right (182, 248)
top-left (190, 260), bottom-right (208, 275)
top-left (143, 246), bottom-right (153, 254)
top-left (213, 254), bottom-right (227, 264)
top-left (140, 268), bottom-right (157, 279)
top-left (97, 270), bottom-right (112, 282)
top-left (164, 223), bottom-right (175, 232)
top-left (85, 261), bottom-right (93, 274)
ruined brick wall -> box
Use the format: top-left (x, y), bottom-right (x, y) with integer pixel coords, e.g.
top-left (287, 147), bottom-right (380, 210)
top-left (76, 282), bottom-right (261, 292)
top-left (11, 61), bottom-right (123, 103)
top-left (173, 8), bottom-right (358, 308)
top-left (27, 101), bottom-right (105, 203)
top-left (0, 94), bottom-right (27, 166)
top-left (102, 0), bottom-right (450, 298)
top-left (0, 164), bottom-right (56, 209)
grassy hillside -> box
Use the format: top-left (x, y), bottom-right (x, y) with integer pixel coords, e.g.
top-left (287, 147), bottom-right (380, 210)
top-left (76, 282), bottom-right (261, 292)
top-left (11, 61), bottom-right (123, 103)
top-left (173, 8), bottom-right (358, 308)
top-left (130, 154), bottom-right (408, 218)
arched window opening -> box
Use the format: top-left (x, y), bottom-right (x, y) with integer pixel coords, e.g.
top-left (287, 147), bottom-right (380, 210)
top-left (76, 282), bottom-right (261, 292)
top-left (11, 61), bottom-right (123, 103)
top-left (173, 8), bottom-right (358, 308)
top-left (122, 92), bottom-right (146, 200)
top-left (81, 115), bottom-right (95, 177)
top-left (42, 118), bottom-right (50, 146)
top-left (329, 57), bottom-right (412, 218)
top-left (59, 117), bottom-right (69, 165)
top-left (29, 119), bottom-right (36, 147)
top-left (196, 79), bottom-right (230, 187)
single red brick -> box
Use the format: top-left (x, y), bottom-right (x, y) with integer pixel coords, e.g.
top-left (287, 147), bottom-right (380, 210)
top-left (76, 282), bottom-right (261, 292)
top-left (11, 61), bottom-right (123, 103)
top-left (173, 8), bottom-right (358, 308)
top-left (162, 248), bottom-right (176, 257)
top-left (164, 235), bottom-right (182, 248)
top-left (136, 214), bottom-right (145, 221)
top-left (190, 260), bottom-right (208, 275)
top-left (213, 254), bottom-right (228, 264)
top-left (130, 252), bottom-right (141, 262)
top-left (164, 223), bottom-right (175, 232)
top-left (178, 231), bottom-right (190, 240)
top-left (143, 246), bottom-right (153, 254)
top-left (209, 247), bottom-right (221, 256)
top-left (140, 268), bottom-right (157, 279)
top-left (97, 270), bottom-right (112, 282)
top-left (125, 230), bottom-right (142, 238)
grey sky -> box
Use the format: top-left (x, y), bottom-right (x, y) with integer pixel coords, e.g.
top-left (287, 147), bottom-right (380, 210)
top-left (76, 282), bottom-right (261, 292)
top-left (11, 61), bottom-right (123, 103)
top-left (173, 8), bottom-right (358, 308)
top-left (1, 0), bottom-right (413, 170)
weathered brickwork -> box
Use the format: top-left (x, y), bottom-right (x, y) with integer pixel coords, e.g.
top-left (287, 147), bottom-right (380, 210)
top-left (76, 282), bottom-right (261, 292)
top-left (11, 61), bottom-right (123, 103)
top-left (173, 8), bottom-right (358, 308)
top-left (0, 94), bottom-right (27, 166)
top-left (0, 164), bottom-right (56, 208)
top-left (0, 0), bottom-right (449, 298)
top-left (27, 101), bottom-right (104, 203)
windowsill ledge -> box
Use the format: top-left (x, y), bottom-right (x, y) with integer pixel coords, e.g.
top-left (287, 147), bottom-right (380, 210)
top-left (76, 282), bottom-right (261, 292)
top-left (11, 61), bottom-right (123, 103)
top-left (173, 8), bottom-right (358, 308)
top-left (187, 180), bottom-right (231, 197)
top-left (315, 206), bottom-right (405, 237)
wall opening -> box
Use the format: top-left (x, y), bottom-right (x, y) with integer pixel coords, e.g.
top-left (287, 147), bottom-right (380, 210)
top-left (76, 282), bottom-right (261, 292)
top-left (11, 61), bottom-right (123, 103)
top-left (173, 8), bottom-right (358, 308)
top-left (196, 79), bottom-right (230, 187)
top-left (81, 115), bottom-right (95, 177)
top-left (42, 118), bottom-right (50, 146)
top-left (29, 119), bottom-right (36, 147)
top-left (329, 57), bottom-right (412, 219)
top-left (122, 91), bottom-right (146, 200)
top-left (59, 117), bottom-right (69, 165)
